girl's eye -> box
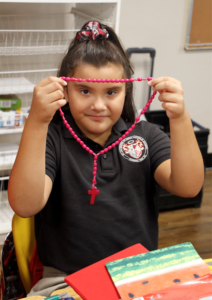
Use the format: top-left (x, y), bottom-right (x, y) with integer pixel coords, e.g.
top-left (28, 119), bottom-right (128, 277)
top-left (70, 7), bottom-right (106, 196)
top-left (107, 90), bottom-right (116, 96)
top-left (81, 89), bottom-right (90, 95)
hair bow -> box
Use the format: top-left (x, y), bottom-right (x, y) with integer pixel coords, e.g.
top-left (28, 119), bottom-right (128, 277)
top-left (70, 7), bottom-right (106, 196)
top-left (76, 21), bottom-right (109, 42)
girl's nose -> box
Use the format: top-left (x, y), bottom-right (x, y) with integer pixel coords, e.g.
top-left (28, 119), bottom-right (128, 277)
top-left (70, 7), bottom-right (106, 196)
top-left (91, 96), bottom-right (106, 111)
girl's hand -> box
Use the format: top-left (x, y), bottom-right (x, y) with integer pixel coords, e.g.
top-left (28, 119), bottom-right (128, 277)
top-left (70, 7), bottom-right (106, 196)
top-left (148, 77), bottom-right (185, 120)
top-left (29, 76), bottom-right (67, 125)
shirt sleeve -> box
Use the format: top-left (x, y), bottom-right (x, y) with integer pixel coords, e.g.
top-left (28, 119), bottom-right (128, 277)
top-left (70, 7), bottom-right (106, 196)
top-left (45, 124), bottom-right (60, 183)
top-left (147, 124), bottom-right (171, 174)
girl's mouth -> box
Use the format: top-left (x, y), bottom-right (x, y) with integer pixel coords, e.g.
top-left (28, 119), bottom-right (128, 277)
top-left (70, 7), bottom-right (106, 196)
top-left (88, 115), bottom-right (107, 121)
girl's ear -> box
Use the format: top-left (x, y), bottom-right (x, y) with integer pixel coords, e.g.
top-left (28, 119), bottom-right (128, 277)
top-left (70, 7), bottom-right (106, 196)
top-left (64, 86), bottom-right (69, 103)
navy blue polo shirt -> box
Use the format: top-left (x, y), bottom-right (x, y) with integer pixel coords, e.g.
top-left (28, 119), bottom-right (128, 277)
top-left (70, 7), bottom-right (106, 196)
top-left (35, 110), bottom-right (170, 274)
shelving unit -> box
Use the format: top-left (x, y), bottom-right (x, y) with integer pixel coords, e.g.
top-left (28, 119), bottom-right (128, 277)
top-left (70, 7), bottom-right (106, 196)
top-left (0, 0), bottom-right (121, 244)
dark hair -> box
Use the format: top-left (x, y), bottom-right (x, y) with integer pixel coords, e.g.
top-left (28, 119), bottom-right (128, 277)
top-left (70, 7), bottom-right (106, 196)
top-left (53, 21), bottom-right (135, 123)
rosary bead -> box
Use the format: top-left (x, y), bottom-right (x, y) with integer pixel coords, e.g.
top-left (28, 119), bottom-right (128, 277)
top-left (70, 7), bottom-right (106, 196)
top-left (60, 79), bottom-right (156, 202)
top-left (69, 128), bottom-right (74, 134)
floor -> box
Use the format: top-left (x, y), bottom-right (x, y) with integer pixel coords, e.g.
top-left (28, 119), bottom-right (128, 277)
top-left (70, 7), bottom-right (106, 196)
top-left (158, 170), bottom-right (212, 259)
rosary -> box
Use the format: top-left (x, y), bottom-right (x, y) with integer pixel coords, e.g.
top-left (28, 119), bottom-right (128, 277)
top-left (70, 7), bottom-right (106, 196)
top-left (60, 76), bottom-right (157, 204)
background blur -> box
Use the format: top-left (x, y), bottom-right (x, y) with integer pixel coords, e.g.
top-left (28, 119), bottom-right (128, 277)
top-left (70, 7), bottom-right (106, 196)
top-left (119, 0), bottom-right (212, 153)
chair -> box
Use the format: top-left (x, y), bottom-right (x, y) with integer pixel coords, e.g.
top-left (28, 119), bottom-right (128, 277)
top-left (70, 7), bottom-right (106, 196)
top-left (12, 214), bottom-right (36, 294)
top-left (1, 214), bottom-right (43, 300)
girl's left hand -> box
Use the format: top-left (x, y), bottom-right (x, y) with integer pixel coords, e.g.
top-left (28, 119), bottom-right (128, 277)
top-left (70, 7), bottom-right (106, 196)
top-left (147, 77), bottom-right (185, 120)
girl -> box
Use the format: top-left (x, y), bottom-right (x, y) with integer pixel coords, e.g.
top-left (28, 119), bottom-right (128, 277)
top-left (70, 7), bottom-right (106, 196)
top-left (8, 21), bottom-right (204, 297)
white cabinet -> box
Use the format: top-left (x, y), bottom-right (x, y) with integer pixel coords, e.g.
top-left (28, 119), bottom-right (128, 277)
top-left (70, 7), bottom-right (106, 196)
top-left (0, 0), bottom-right (121, 244)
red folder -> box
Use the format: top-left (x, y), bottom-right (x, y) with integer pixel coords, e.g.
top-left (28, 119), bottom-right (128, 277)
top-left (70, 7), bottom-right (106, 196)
top-left (65, 244), bottom-right (148, 300)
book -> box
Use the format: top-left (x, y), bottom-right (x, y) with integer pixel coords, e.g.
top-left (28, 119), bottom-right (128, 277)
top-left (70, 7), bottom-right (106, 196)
top-left (140, 273), bottom-right (212, 300)
top-left (65, 244), bottom-right (148, 300)
top-left (106, 242), bottom-right (212, 300)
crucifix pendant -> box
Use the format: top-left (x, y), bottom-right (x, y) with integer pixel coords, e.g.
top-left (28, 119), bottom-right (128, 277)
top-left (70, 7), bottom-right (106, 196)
top-left (88, 187), bottom-right (99, 204)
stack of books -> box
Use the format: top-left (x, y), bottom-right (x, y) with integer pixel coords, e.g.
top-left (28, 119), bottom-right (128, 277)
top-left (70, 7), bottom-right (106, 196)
top-left (65, 243), bottom-right (212, 300)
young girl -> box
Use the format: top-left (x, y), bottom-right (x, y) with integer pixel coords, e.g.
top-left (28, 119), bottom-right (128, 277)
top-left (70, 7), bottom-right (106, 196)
top-left (8, 21), bottom-right (204, 297)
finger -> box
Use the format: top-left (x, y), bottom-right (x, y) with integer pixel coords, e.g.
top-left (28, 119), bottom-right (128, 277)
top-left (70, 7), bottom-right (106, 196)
top-left (43, 81), bottom-right (65, 95)
top-left (147, 76), bottom-right (180, 87)
top-left (37, 76), bottom-right (67, 88)
top-left (50, 99), bottom-right (67, 111)
top-left (158, 92), bottom-right (184, 103)
top-left (161, 102), bottom-right (182, 114)
top-left (46, 90), bottom-right (65, 103)
top-left (153, 81), bottom-right (181, 94)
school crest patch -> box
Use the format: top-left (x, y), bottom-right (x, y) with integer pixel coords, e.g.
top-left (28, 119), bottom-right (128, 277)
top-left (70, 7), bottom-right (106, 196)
top-left (119, 135), bottom-right (148, 162)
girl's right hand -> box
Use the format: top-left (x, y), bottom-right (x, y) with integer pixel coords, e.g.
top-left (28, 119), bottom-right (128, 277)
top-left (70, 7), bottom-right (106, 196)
top-left (29, 76), bottom-right (67, 125)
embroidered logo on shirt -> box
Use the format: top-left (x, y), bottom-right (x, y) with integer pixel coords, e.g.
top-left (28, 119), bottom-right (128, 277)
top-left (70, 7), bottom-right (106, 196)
top-left (119, 135), bottom-right (148, 162)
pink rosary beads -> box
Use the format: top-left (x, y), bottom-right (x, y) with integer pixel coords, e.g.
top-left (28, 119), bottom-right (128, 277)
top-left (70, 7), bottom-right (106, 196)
top-left (59, 77), bottom-right (157, 204)
top-left (61, 76), bottom-right (153, 83)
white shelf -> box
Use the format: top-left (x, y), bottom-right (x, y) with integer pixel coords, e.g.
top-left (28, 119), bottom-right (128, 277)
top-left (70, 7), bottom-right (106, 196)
top-left (0, 127), bottom-right (23, 135)
top-left (0, 143), bottom-right (19, 171)
top-left (0, 29), bottom-right (78, 56)
top-left (0, 191), bottom-right (13, 245)
top-left (0, 69), bottom-right (58, 95)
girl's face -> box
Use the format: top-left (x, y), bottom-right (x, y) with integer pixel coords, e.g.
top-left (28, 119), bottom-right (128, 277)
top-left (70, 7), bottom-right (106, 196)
top-left (64, 63), bottom-right (126, 146)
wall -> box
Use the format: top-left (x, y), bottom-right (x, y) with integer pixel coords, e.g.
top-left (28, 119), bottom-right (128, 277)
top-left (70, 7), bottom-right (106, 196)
top-left (118, 0), bottom-right (212, 152)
